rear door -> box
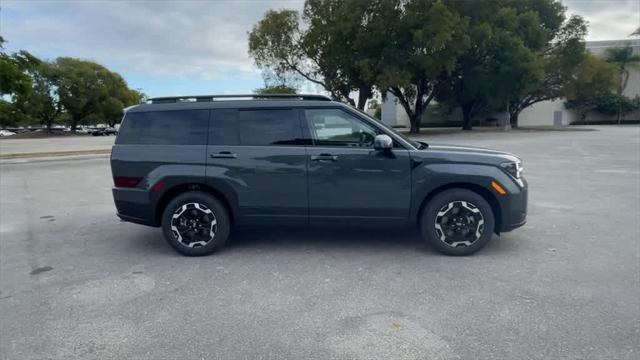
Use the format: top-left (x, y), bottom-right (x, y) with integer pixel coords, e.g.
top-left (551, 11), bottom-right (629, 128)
top-left (206, 107), bottom-right (308, 226)
top-left (302, 108), bottom-right (412, 226)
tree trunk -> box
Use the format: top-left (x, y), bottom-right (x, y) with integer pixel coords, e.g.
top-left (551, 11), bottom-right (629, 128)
top-left (462, 105), bottom-right (473, 130)
top-left (410, 115), bottom-right (421, 134)
top-left (71, 117), bottom-right (79, 131)
top-left (509, 111), bottom-right (519, 128)
top-left (45, 117), bottom-right (53, 133)
top-left (356, 86), bottom-right (372, 110)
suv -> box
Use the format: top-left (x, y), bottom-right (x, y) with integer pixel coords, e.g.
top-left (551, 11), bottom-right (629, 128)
top-left (111, 94), bottom-right (527, 256)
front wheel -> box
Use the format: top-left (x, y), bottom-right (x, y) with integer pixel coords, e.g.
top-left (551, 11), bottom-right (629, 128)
top-left (420, 188), bottom-right (495, 256)
top-left (161, 191), bottom-right (230, 256)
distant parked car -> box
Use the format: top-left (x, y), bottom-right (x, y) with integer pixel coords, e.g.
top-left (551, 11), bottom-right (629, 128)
top-left (0, 130), bottom-right (16, 137)
top-left (91, 127), bottom-right (118, 136)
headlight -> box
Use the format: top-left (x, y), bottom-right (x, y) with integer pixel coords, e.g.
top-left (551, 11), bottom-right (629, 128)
top-left (501, 161), bottom-right (523, 179)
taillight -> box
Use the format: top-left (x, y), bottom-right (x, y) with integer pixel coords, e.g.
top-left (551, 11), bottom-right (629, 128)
top-left (114, 176), bottom-right (143, 188)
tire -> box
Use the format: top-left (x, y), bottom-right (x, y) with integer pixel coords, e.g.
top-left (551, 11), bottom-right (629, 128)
top-left (161, 191), bottom-right (231, 256)
top-left (420, 188), bottom-right (495, 256)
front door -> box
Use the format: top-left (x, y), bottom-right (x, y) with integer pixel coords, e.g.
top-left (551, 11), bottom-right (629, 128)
top-left (302, 108), bottom-right (412, 226)
top-left (206, 108), bottom-right (308, 226)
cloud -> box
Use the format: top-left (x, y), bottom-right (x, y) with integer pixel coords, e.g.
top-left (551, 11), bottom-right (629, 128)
top-left (1, 0), bottom-right (304, 79)
top-left (563, 0), bottom-right (640, 40)
top-left (1, 0), bottom-right (637, 91)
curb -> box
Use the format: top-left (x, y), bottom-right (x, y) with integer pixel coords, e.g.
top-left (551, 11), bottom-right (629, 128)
top-left (0, 149), bottom-right (111, 159)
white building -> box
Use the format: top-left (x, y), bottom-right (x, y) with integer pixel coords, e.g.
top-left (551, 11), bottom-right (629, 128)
top-left (382, 39), bottom-right (640, 128)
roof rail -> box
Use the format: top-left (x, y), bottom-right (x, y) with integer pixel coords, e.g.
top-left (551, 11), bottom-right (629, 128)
top-left (147, 94), bottom-right (332, 104)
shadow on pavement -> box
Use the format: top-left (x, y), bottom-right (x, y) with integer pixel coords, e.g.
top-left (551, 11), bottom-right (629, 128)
top-left (121, 224), bottom-right (521, 257)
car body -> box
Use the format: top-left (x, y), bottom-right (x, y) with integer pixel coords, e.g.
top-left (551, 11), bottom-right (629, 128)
top-left (111, 94), bottom-right (527, 256)
top-left (0, 129), bottom-right (16, 137)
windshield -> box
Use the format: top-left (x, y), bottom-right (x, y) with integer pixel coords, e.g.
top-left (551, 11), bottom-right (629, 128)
top-left (351, 107), bottom-right (423, 149)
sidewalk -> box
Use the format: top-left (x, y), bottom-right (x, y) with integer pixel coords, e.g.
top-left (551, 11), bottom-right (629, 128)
top-left (0, 136), bottom-right (114, 158)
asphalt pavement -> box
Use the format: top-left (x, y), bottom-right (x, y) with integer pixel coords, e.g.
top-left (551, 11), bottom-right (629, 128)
top-left (0, 126), bottom-right (638, 359)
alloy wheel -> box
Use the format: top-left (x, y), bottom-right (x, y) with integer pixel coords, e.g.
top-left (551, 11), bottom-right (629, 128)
top-left (170, 202), bottom-right (218, 248)
top-left (434, 200), bottom-right (485, 247)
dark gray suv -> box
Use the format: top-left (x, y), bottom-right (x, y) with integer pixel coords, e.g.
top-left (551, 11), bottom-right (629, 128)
top-left (111, 94), bottom-right (527, 256)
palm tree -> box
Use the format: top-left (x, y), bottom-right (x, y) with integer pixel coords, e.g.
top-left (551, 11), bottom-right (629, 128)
top-left (605, 45), bottom-right (640, 95)
top-left (605, 45), bottom-right (640, 123)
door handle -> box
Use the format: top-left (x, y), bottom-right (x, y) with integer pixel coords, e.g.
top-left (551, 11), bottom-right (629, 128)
top-left (210, 151), bottom-right (237, 159)
top-left (310, 154), bottom-right (338, 161)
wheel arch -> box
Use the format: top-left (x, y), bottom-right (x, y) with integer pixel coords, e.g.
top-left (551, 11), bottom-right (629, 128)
top-left (416, 183), bottom-right (502, 232)
top-left (154, 183), bottom-right (236, 226)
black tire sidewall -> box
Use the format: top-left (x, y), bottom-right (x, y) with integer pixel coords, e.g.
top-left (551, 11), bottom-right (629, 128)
top-left (421, 189), bottom-right (495, 256)
top-left (161, 191), bottom-right (230, 256)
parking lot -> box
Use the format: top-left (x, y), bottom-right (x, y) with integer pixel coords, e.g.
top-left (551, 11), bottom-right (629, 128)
top-left (1, 126), bottom-right (639, 359)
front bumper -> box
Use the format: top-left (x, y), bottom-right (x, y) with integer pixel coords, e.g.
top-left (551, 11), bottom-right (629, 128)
top-left (498, 176), bottom-right (528, 232)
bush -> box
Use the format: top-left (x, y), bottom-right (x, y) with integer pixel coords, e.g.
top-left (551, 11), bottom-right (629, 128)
top-left (566, 94), bottom-right (640, 121)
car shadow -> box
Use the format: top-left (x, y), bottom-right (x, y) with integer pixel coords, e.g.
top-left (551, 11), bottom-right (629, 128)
top-left (123, 225), bottom-right (520, 257)
top-left (228, 226), bottom-right (426, 251)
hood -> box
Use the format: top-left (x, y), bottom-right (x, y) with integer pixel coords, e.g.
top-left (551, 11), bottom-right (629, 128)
top-left (413, 143), bottom-right (520, 166)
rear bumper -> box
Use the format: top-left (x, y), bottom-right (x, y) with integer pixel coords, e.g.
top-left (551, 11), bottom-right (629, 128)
top-left (498, 177), bottom-right (528, 232)
top-left (113, 188), bottom-right (158, 227)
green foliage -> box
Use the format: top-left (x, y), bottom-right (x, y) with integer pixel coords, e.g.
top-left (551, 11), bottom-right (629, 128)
top-left (249, 1), bottom-right (396, 109)
top-left (507, 14), bottom-right (587, 127)
top-left (439, 0), bottom-right (579, 130)
top-left (592, 94), bottom-right (640, 117)
top-left (248, 0), bottom-right (590, 131)
top-left (0, 55), bottom-right (32, 98)
top-left (564, 53), bottom-right (620, 120)
top-left (50, 57), bottom-right (143, 128)
top-left (255, 84), bottom-right (297, 94)
top-left (11, 51), bottom-right (61, 130)
top-left (1, 38), bottom-right (142, 128)
top-left (377, 0), bottom-right (469, 133)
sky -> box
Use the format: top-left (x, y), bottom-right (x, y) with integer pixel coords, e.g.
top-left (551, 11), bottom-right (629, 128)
top-left (1, 0), bottom-right (639, 98)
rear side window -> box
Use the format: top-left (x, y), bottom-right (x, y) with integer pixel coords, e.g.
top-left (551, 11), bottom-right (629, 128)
top-left (117, 110), bottom-right (209, 145)
top-left (210, 109), bottom-right (300, 146)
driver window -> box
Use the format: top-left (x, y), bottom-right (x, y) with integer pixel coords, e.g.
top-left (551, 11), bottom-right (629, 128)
top-left (304, 109), bottom-right (377, 147)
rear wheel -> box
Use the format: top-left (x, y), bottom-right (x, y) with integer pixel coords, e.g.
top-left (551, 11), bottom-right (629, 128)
top-left (161, 191), bottom-right (230, 256)
top-left (420, 188), bottom-right (495, 256)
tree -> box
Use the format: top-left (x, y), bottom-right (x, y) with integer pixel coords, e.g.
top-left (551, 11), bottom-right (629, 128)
top-left (564, 53), bottom-right (619, 121)
top-left (442, 0), bottom-right (575, 130)
top-left (302, 0), bottom-right (399, 109)
top-left (0, 37), bottom-right (33, 126)
top-left (248, 1), bottom-right (390, 109)
top-left (508, 14), bottom-right (587, 127)
top-left (604, 45), bottom-right (640, 123)
top-left (12, 51), bottom-right (62, 131)
top-left (50, 57), bottom-right (142, 129)
top-left (255, 84), bottom-right (297, 94)
top-left (376, 0), bottom-right (469, 133)
top-left (254, 67), bottom-right (298, 94)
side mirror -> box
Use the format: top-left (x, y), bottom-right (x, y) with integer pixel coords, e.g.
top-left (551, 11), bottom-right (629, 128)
top-left (373, 134), bottom-right (393, 150)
